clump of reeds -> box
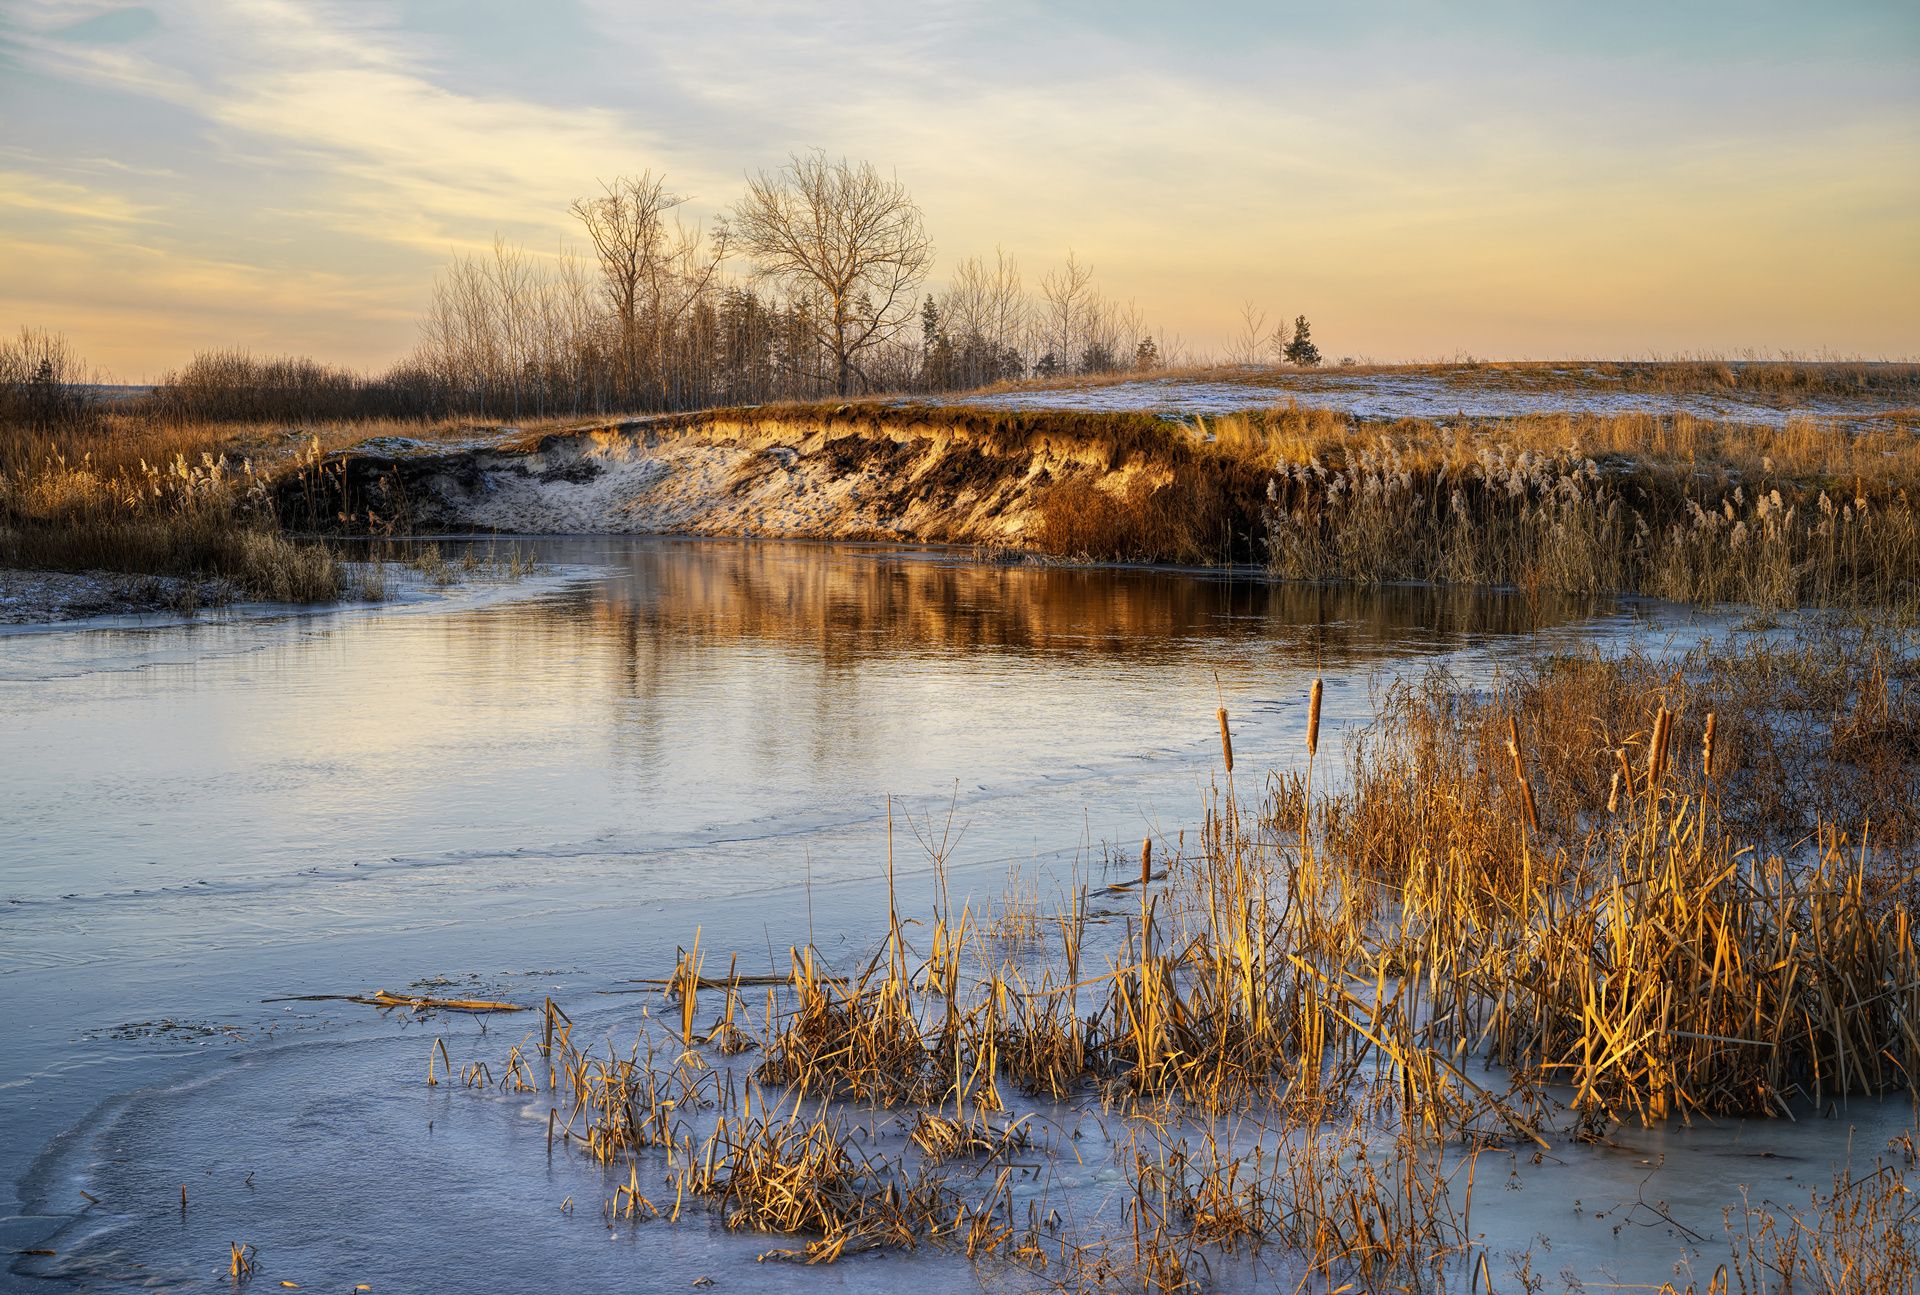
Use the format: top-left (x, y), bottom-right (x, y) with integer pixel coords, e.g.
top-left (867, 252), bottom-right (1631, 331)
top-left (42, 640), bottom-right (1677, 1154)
top-left (0, 447), bottom-right (344, 603)
top-left (1262, 433), bottom-right (1920, 610)
top-left (1319, 637), bottom-right (1919, 1126)
top-left (754, 944), bottom-right (930, 1103)
top-left (426, 654), bottom-right (1916, 1288)
top-left (680, 1092), bottom-right (942, 1262)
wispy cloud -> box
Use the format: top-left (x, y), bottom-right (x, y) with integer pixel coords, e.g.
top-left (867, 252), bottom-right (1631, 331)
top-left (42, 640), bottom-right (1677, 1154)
top-left (1, 0), bottom-right (1914, 374)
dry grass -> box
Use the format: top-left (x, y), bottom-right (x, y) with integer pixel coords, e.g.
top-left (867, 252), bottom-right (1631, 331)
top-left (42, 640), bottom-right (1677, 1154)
top-left (1720, 1154), bottom-right (1918, 1293)
top-left (973, 358), bottom-right (1920, 405)
top-left (992, 396), bottom-right (1920, 608)
top-left (0, 448), bottom-right (345, 603)
top-left (0, 412), bottom-right (551, 605)
top-left (1249, 411), bottom-right (1920, 609)
top-left (423, 633), bottom-right (1915, 1291)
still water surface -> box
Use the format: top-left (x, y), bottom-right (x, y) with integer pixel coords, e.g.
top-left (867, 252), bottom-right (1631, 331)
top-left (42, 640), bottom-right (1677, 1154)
top-left (3, 538), bottom-right (1880, 1291)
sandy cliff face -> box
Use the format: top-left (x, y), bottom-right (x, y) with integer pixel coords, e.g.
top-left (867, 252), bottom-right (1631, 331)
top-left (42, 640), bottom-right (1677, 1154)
top-left (279, 407), bottom-right (1195, 548)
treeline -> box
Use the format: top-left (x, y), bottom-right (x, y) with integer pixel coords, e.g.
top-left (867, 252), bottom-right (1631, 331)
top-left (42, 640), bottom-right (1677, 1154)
top-left (400, 161), bottom-right (1175, 419)
top-left (7, 153), bottom-right (1332, 427)
top-left (12, 156), bottom-right (1198, 426)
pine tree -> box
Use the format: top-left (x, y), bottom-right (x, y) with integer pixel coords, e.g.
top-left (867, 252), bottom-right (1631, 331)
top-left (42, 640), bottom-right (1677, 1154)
top-left (1283, 315), bottom-right (1321, 367)
top-left (1134, 336), bottom-right (1160, 371)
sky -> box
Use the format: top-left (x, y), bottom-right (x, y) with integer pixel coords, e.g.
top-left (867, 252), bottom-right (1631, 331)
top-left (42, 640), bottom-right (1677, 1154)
top-left (1, 0), bottom-right (1916, 379)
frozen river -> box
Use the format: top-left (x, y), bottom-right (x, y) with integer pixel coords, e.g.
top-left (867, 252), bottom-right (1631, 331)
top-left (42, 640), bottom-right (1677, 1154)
top-left (1, 537), bottom-right (1906, 1291)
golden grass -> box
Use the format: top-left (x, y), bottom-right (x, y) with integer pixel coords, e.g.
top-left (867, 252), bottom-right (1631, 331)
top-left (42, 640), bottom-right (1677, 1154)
top-left (419, 632), bottom-right (1913, 1290)
top-left (0, 448), bottom-right (345, 603)
top-left (0, 413), bottom-right (546, 605)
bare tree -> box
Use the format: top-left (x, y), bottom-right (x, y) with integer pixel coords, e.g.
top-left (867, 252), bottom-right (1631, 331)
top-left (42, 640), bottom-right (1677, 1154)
top-left (938, 249), bottom-right (1031, 386)
top-left (727, 152), bottom-right (933, 395)
top-left (1039, 251), bottom-right (1095, 373)
top-left (1227, 301), bottom-right (1283, 367)
top-left (570, 173), bottom-right (683, 402)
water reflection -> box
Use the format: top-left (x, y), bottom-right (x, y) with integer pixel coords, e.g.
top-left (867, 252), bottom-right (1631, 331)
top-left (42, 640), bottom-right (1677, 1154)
top-left (546, 538), bottom-right (1593, 667)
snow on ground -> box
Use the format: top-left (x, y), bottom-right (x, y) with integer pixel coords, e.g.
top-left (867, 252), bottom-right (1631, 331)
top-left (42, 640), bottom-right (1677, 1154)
top-left (957, 372), bottom-right (1910, 425)
top-left (0, 568), bottom-right (235, 624)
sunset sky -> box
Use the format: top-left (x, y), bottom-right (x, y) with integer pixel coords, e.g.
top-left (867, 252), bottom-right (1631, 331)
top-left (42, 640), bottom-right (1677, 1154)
top-left (2, 0), bottom-right (1915, 379)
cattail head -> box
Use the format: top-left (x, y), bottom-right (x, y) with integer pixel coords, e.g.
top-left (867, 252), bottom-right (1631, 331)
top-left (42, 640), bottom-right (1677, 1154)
top-left (1701, 712), bottom-right (1717, 781)
top-left (1217, 707), bottom-right (1233, 774)
top-left (1307, 678), bottom-right (1323, 758)
top-left (1647, 706), bottom-right (1672, 786)
top-left (1506, 714), bottom-right (1526, 786)
top-left (1607, 768), bottom-right (1622, 814)
top-left (1141, 837), bottom-right (1153, 888)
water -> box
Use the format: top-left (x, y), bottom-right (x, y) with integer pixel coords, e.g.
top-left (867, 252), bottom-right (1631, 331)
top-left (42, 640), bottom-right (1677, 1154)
top-left (1, 538), bottom-right (1902, 1291)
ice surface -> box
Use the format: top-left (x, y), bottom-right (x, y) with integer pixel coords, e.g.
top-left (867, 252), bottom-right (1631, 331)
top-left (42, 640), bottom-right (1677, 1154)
top-left (3, 536), bottom-right (1890, 1291)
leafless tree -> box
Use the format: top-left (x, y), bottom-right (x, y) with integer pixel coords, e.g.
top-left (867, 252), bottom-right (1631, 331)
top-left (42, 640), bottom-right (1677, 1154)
top-left (727, 152), bottom-right (933, 395)
top-left (1038, 251), bottom-right (1096, 373)
top-left (570, 173), bottom-right (729, 407)
top-left (570, 173), bottom-right (681, 399)
top-left (1227, 301), bottom-right (1285, 367)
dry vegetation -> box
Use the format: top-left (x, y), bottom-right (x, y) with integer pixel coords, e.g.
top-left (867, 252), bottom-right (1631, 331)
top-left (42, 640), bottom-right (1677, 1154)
top-left (0, 430), bottom-right (345, 604)
top-left (429, 630), bottom-right (1918, 1291)
top-left (1022, 402), bottom-right (1920, 611)
top-left (980, 358), bottom-right (1920, 406)
top-left (8, 317), bottom-right (1919, 617)
top-left (0, 401), bottom-right (554, 607)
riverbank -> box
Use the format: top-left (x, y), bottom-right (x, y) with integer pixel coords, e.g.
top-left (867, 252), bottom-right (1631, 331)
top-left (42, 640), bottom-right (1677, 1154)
top-left (8, 362), bottom-right (1918, 616)
top-left (286, 388), bottom-right (1920, 610)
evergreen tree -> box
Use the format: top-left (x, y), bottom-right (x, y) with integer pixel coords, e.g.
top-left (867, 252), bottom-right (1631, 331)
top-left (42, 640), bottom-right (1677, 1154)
top-left (1283, 315), bottom-right (1321, 367)
top-left (1134, 336), bottom-right (1160, 371)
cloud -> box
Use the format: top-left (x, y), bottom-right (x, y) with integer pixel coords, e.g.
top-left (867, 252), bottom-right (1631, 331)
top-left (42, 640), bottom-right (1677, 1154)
top-left (0, 168), bottom-right (154, 223)
top-left (1, 0), bottom-right (1914, 373)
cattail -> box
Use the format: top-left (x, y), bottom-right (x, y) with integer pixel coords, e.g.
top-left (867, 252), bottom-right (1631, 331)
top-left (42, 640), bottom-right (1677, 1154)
top-left (1519, 776), bottom-right (1540, 834)
top-left (1306, 678), bottom-right (1323, 758)
top-left (1615, 746), bottom-right (1634, 805)
top-left (1701, 712), bottom-right (1717, 780)
top-left (1647, 706), bottom-right (1672, 787)
top-left (1606, 768), bottom-right (1622, 813)
top-left (1506, 714), bottom-right (1526, 786)
top-left (1140, 837), bottom-right (1152, 888)
top-left (1217, 707), bottom-right (1233, 774)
